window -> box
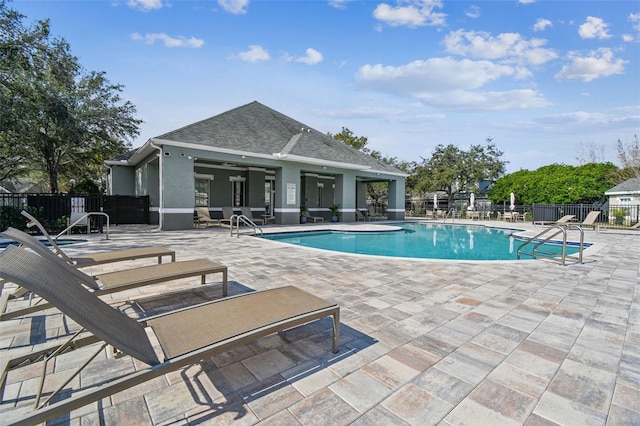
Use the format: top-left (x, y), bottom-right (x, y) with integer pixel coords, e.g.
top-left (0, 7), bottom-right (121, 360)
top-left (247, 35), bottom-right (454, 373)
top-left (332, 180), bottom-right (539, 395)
top-left (230, 178), bottom-right (245, 207)
top-left (194, 179), bottom-right (209, 207)
top-left (265, 180), bottom-right (275, 217)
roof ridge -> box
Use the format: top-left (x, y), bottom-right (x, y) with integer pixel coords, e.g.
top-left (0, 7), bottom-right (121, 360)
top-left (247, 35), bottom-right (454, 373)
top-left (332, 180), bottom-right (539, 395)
top-left (280, 133), bottom-right (304, 156)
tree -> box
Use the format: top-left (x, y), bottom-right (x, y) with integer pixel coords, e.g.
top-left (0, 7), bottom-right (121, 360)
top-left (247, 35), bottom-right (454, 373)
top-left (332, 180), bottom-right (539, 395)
top-left (329, 127), bottom-right (411, 210)
top-left (412, 140), bottom-right (507, 206)
top-left (0, 1), bottom-right (141, 192)
top-left (487, 162), bottom-right (618, 205)
top-left (612, 135), bottom-right (640, 181)
top-left (328, 127), bottom-right (368, 151)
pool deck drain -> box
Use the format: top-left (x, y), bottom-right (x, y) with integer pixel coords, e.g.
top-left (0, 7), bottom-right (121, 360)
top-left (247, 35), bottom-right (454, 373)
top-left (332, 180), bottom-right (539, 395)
top-left (1, 220), bottom-right (638, 425)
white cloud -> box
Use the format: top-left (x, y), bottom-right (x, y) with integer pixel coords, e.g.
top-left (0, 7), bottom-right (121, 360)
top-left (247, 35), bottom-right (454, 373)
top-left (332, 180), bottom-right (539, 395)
top-left (130, 33), bottom-right (204, 48)
top-left (443, 29), bottom-right (557, 65)
top-left (127, 0), bottom-right (163, 11)
top-left (533, 18), bottom-right (552, 32)
top-left (329, 0), bottom-right (350, 9)
top-left (355, 57), bottom-right (548, 110)
top-left (622, 34), bottom-right (634, 42)
top-left (518, 0), bottom-right (536, 4)
top-left (555, 48), bottom-right (626, 82)
top-left (373, 0), bottom-right (446, 28)
top-left (218, 0), bottom-right (249, 15)
top-left (237, 45), bottom-right (270, 62)
top-left (579, 16), bottom-right (611, 39)
top-left (422, 89), bottom-right (548, 111)
top-left (629, 13), bottom-right (640, 31)
top-left (535, 106), bottom-right (640, 130)
top-left (295, 48), bottom-right (323, 65)
top-left (316, 106), bottom-right (407, 120)
top-left (465, 5), bottom-right (480, 19)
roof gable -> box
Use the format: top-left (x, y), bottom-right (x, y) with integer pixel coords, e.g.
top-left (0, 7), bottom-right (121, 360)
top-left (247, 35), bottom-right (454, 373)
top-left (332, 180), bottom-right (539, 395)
top-left (605, 177), bottom-right (640, 194)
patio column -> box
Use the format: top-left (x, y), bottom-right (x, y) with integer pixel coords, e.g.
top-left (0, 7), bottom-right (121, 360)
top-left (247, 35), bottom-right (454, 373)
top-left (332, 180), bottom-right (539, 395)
top-left (335, 172), bottom-right (356, 222)
top-left (160, 150), bottom-right (196, 230)
top-left (275, 165), bottom-right (301, 225)
top-left (387, 178), bottom-right (405, 220)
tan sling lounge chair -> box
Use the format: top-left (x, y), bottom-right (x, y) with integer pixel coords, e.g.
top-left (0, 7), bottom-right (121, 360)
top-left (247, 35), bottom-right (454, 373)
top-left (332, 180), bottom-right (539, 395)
top-left (579, 211), bottom-right (601, 229)
top-left (220, 206), bottom-right (235, 227)
top-left (21, 210), bottom-right (175, 267)
top-left (367, 207), bottom-right (385, 221)
top-left (0, 245), bottom-right (340, 426)
top-left (195, 207), bottom-right (220, 228)
top-left (554, 214), bottom-right (576, 226)
top-left (0, 228), bottom-right (228, 320)
top-left (355, 210), bottom-right (367, 221)
top-left (240, 207), bottom-right (265, 225)
top-left (302, 211), bottom-right (324, 223)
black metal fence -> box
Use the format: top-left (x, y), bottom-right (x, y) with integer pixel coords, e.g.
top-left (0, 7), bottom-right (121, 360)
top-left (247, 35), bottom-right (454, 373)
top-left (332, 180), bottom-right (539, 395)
top-left (531, 203), bottom-right (639, 227)
top-left (0, 193), bottom-right (150, 232)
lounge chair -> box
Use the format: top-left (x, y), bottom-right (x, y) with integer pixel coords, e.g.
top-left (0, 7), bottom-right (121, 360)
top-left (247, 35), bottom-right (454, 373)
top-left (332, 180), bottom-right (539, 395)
top-left (367, 207), bottom-right (385, 221)
top-left (240, 207), bottom-right (265, 225)
top-left (20, 210), bottom-right (175, 267)
top-left (220, 206), bottom-right (235, 227)
top-left (355, 209), bottom-right (367, 221)
top-left (579, 211), bottom-right (601, 229)
top-left (0, 244), bottom-right (340, 425)
top-left (302, 211), bottom-right (324, 223)
top-left (555, 214), bottom-right (576, 226)
top-left (195, 207), bottom-right (220, 228)
top-left (632, 222), bottom-right (640, 229)
top-left (0, 228), bottom-right (228, 321)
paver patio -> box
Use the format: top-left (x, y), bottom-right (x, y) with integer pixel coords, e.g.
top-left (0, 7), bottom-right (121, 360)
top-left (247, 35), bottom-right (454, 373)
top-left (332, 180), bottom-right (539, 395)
top-left (0, 220), bottom-right (638, 425)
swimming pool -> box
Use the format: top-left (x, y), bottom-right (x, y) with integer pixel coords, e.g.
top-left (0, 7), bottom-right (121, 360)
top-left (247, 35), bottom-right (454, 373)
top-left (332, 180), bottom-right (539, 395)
top-left (264, 222), bottom-right (584, 261)
top-left (0, 237), bottom-right (86, 249)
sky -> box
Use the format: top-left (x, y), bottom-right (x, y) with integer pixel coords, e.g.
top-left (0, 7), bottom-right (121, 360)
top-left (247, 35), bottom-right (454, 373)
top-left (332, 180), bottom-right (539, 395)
top-left (12, 0), bottom-right (640, 173)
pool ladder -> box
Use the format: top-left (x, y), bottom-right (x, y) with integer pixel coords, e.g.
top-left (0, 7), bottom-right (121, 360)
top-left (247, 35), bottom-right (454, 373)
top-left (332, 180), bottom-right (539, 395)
top-left (442, 208), bottom-right (456, 223)
top-left (229, 214), bottom-right (264, 238)
top-left (517, 224), bottom-right (585, 266)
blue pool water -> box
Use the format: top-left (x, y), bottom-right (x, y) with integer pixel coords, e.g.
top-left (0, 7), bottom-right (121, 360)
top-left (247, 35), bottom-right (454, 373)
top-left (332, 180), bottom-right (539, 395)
top-left (264, 223), bottom-right (584, 261)
top-left (0, 238), bottom-right (86, 249)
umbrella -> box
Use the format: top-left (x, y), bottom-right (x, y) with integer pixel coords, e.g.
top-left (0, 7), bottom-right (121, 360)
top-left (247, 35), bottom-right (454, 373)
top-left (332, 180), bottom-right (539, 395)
top-left (433, 193), bottom-right (438, 209)
top-left (469, 193), bottom-right (475, 211)
top-left (509, 192), bottom-right (515, 211)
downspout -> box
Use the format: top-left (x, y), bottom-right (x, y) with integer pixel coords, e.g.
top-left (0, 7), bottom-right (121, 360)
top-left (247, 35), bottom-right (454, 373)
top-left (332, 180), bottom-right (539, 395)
top-left (150, 140), bottom-right (163, 230)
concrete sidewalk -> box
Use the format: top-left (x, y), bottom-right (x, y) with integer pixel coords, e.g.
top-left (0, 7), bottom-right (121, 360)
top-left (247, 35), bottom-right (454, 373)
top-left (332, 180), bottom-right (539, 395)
top-left (1, 221), bottom-right (638, 425)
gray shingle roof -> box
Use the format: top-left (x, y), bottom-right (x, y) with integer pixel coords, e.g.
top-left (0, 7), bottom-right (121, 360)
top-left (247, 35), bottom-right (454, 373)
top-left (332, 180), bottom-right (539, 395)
top-left (156, 101), bottom-right (402, 174)
top-left (605, 177), bottom-right (640, 194)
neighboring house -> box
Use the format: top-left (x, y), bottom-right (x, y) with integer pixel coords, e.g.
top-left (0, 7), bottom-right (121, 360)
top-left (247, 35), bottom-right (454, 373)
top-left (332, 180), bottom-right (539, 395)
top-left (605, 177), bottom-right (640, 205)
top-left (105, 101), bottom-right (407, 230)
top-left (604, 177), bottom-right (640, 224)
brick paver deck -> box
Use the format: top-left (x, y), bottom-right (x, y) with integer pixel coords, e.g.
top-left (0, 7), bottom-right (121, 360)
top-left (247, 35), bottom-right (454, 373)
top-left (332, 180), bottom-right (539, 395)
top-left (1, 220), bottom-right (638, 425)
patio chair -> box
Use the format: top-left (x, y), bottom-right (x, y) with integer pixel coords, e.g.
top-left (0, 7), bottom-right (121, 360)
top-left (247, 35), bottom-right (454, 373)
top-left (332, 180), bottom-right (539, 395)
top-left (0, 228), bottom-right (228, 321)
top-left (240, 207), bottom-right (265, 225)
top-left (220, 206), bottom-right (235, 227)
top-left (0, 244), bottom-right (340, 425)
top-left (302, 211), bottom-right (324, 223)
top-left (195, 207), bottom-right (220, 228)
top-left (555, 215), bottom-right (576, 226)
top-left (367, 207), bottom-right (385, 221)
top-left (20, 210), bottom-right (175, 267)
top-left (355, 209), bottom-right (367, 221)
top-left (579, 211), bottom-right (601, 229)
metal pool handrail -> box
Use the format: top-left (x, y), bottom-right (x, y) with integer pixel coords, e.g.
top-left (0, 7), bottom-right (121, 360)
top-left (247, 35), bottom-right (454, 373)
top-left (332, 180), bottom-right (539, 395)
top-left (55, 212), bottom-right (110, 240)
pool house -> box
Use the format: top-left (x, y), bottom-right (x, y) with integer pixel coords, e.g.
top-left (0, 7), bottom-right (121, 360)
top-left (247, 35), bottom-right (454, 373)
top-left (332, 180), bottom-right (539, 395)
top-left (105, 101), bottom-right (407, 230)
